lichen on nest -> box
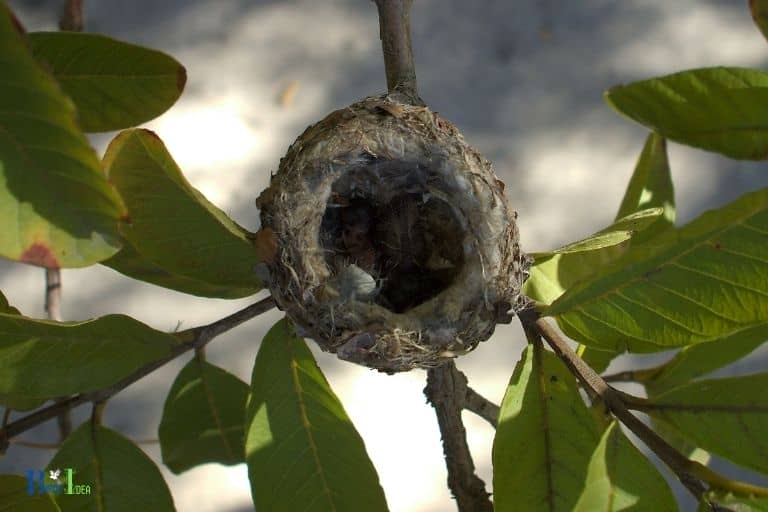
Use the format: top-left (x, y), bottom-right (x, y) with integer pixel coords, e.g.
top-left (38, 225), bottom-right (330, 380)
top-left (255, 94), bottom-right (530, 373)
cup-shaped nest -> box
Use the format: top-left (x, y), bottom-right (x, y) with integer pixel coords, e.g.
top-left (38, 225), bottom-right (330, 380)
top-left (256, 95), bottom-right (530, 372)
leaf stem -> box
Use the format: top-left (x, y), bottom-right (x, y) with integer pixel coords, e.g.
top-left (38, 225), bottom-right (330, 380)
top-left (0, 296), bottom-right (275, 448)
top-left (425, 362), bottom-right (494, 512)
top-left (464, 385), bottom-right (500, 427)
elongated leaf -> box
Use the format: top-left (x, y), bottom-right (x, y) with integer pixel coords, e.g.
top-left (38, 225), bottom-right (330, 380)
top-left (524, 212), bottom-right (659, 306)
top-left (103, 239), bottom-right (253, 299)
top-left (0, 5), bottom-right (123, 268)
top-left (245, 319), bottom-right (388, 512)
top-left (493, 343), bottom-right (601, 512)
top-left (548, 188), bottom-right (768, 353)
top-left (573, 422), bottom-right (677, 512)
top-left (645, 373), bottom-right (768, 474)
top-left (533, 208), bottom-right (663, 257)
top-left (0, 475), bottom-right (61, 511)
top-left (577, 133), bottom-right (676, 373)
top-left (103, 129), bottom-right (261, 297)
top-left (28, 32), bottom-right (186, 133)
top-left (47, 423), bottom-right (175, 512)
top-left (605, 67), bottom-right (768, 160)
top-left (646, 322), bottom-right (768, 394)
top-left (751, 0), bottom-right (768, 46)
top-left (0, 313), bottom-right (177, 408)
top-left (616, 133), bottom-right (675, 242)
top-left (159, 358), bottom-right (249, 474)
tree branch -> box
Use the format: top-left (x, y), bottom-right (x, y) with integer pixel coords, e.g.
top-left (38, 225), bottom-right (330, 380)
top-left (45, 268), bottom-right (73, 443)
top-left (519, 309), bottom-right (768, 505)
top-left (425, 362), bottom-right (493, 512)
top-left (58, 0), bottom-right (83, 31)
top-left (0, 296), bottom-right (275, 448)
top-left (464, 385), bottom-right (499, 427)
top-left (373, 0), bottom-right (423, 104)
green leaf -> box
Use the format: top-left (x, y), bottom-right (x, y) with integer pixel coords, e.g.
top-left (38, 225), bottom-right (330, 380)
top-left (245, 318), bottom-right (388, 512)
top-left (751, 0), bottom-right (768, 46)
top-left (0, 289), bottom-right (19, 315)
top-left (493, 343), bottom-right (602, 512)
top-left (0, 474), bottom-right (61, 511)
top-left (616, 133), bottom-right (675, 243)
top-left (573, 421), bottom-right (677, 512)
top-left (0, 4), bottom-right (123, 268)
top-left (28, 32), bottom-right (186, 133)
top-left (159, 357), bottom-right (249, 474)
top-left (645, 372), bottom-right (768, 474)
top-left (103, 238), bottom-right (254, 299)
top-left (0, 313), bottom-right (177, 408)
top-left (646, 322), bottom-right (768, 394)
top-left (524, 217), bottom-right (656, 307)
top-left (47, 423), bottom-right (175, 512)
top-left (548, 188), bottom-right (768, 353)
top-left (605, 67), bottom-right (768, 160)
top-left (533, 208), bottom-right (663, 257)
top-left (104, 129), bottom-right (261, 298)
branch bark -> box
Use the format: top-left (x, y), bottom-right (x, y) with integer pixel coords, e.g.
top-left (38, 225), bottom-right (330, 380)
top-left (0, 296), bottom-right (275, 448)
top-left (58, 0), bottom-right (84, 31)
top-left (425, 362), bottom-right (493, 512)
top-left (373, 0), bottom-right (423, 104)
top-left (519, 309), bottom-right (768, 504)
top-left (45, 268), bottom-right (73, 442)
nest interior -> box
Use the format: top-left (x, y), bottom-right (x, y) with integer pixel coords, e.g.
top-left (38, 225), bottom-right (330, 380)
top-left (257, 95), bottom-right (530, 372)
top-left (319, 160), bottom-right (466, 314)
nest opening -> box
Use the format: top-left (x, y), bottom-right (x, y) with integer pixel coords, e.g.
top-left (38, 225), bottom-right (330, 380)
top-left (319, 160), bottom-right (466, 313)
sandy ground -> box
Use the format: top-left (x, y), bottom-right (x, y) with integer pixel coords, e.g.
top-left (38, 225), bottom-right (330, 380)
top-left (2, 1), bottom-right (768, 511)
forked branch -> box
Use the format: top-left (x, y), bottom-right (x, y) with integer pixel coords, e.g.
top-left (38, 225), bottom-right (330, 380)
top-left (0, 296), bottom-right (275, 449)
top-left (519, 308), bottom-right (768, 505)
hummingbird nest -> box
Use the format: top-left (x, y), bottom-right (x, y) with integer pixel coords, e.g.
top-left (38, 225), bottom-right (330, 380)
top-left (255, 95), bottom-right (530, 373)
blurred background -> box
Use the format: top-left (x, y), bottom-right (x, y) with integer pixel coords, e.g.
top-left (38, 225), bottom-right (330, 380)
top-left (2, 0), bottom-right (768, 510)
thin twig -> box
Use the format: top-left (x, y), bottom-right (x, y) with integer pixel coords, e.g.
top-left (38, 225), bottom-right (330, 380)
top-left (603, 366), bottom-right (663, 383)
top-left (0, 297), bottom-right (275, 446)
top-left (520, 309), bottom-right (768, 505)
top-left (45, 268), bottom-right (73, 443)
top-left (464, 386), bottom-right (499, 427)
top-left (519, 310), bottom-right (710, 500)
top-left (425, 362), bottom-right (493, 512)
top-left (373, 0), bottom-right (423, 104)
top-left (58, 0), bottom-right (83, 31)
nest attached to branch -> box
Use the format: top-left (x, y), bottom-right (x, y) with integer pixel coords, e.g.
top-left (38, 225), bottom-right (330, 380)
top-left (256, 95), bottom-right (530, 373)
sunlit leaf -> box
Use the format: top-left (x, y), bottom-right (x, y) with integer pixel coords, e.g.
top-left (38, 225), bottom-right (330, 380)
top-left (616, 132), bottom-right (675, 243)
top-left (103, 239), bottom-right (255, 299)
top-left (245, 318), bottom-right (388, 512)
top-left (573, 421), bottom-right (677, 512)
top-left (47, 423), bottom-right (175, 512)
top-left (605, 67), bottom-right (768, 159)
top-left (524, 213), bottom-right (656, 306)
top-left (0, 474), bottom-right (61, 511)
top-left (0, 5), bottom-right (123, 268)
top-left (0, 313), bottom-right (177, 408)
top-left (646, 322), bottom-right (768, 394)
top-left (548, 188), bottom-right (768, 353)
top-left (493, 343), bottom-right (601, 512)
top-left (645, 372), bottom-right (768, 474)
top-left (159, 358), bottom-right (249, 474)
top-left (28, 32), bottom-right (186, 132)
top-left (103, 129), bottom-right (261, 297)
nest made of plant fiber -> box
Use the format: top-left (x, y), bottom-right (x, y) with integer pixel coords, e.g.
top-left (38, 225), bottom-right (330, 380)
top-left (255, 94), bottom-right (530, 373)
